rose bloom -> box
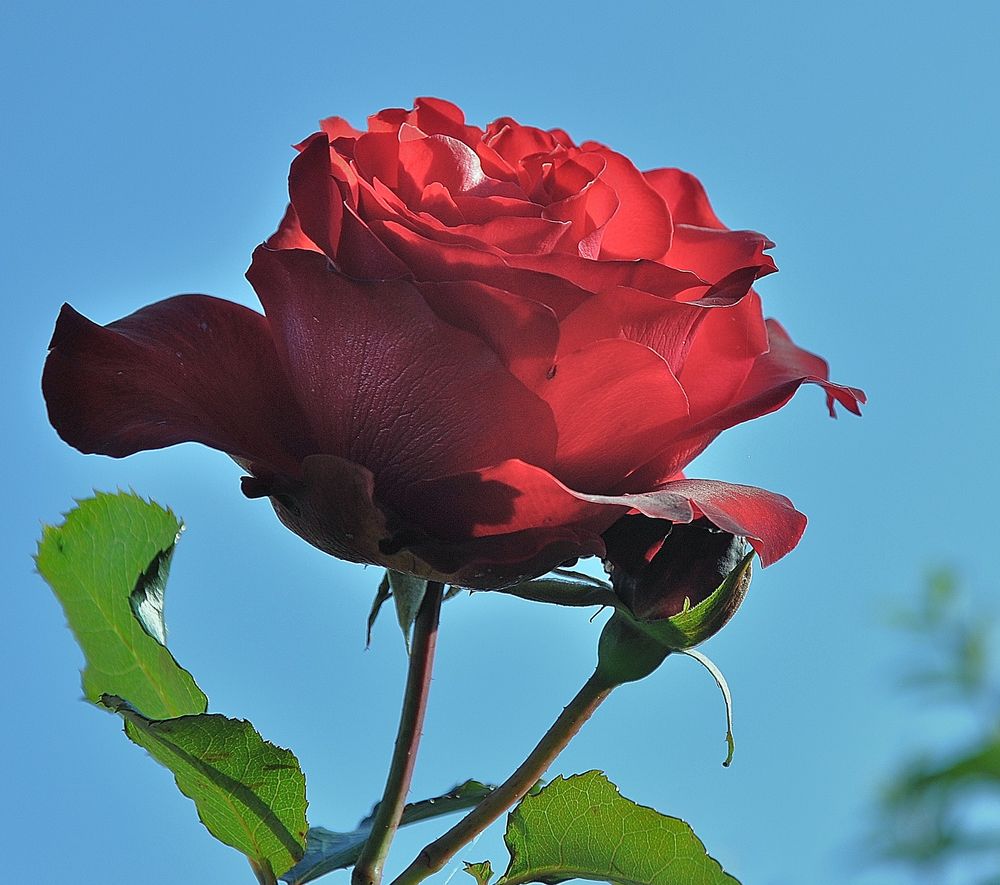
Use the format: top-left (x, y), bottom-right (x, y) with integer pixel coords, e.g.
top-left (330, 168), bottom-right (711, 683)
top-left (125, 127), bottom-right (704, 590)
top-left (43, 98), bottom-right (863, 600)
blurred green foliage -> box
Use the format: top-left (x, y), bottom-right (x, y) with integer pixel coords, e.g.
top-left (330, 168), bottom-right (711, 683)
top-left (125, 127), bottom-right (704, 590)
top-left (871, 570), bottom-right (1000, 883)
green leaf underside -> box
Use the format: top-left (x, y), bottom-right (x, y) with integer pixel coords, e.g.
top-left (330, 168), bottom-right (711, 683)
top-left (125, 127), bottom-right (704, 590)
top-left (498, 772), bottom-right (739, 885)
top-left (35, 491), bottom-right (206, 719)
top-left (103, 696), bottom-right (308, 879)
top-left (464, 860), bottom-right (495, 885)
top-left (282, 780), bottom-right (494, 884)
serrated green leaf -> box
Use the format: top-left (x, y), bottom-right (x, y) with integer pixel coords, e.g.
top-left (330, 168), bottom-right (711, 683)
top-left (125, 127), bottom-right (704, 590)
top-left (281, 780), bottom-right (495, 884)
top-left (35, 491), bottom-right (207, 719)
top-left (389, 571), bottom-right (428, 651)
top-left (102, 695), bottom-right (308, 879)
top-left (497, 772), bottom-right (739, 885)
top-left (464, 860), bottom-right (494, 885)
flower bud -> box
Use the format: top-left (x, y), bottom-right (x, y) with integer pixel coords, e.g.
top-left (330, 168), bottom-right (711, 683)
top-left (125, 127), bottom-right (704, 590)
top-left (601, 515), bottom-right (754, 652)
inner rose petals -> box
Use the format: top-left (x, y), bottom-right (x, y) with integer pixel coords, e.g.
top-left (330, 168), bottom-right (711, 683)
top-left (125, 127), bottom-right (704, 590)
top-left (396, 128), bottom-right (525, 202)
top-left (408, 97), bottom-right (484, 145)
top-left (247, 247), bottom-right (558, 496)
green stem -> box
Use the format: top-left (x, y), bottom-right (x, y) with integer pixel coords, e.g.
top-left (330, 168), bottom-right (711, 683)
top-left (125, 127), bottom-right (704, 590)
top-left (389, 670), bottom-right (615, 885)
top-left (352, 582), bottom-right (445, 885)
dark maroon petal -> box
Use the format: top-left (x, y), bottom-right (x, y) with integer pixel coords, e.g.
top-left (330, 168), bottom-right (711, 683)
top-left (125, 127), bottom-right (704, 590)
top-left (246, 247), bottom-right (558, 497)
top-left (43, 296), bottom-right (314, 475)
top-left (336, 205), bottom-right (413, 280)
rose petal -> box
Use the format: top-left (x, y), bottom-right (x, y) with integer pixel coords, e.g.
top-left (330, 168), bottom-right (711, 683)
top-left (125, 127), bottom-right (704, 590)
top-left (246, 247), bottom-right (558, 496)
top-left (580, 143), bottom-right (674, 260)
top-left (587, 478), bottom-right (807, 566)
top-left (353, 130), bottom-right (402, 188)
top-left (417, 280), bottom-right (560, 387)
top-left (287, 133), bottom-right (344, 259)
top-left (372, 218), bottom-right (591, 317)
top-left (643, 167), bottom-right (726, 229)
top-left (401, 458), bottom-right (621, 584)
top-left (405, 458), bottom-right (617, 540)
top-left (397, 129), bottom-right (525, 202)
top-left (411, 97), bottom-right (483, 145)
top-left (540, 339), bottom-right (690, 491)
top-left (557, 285), bottom-right (708, 373)
top-left (336, 204), bottom-right (412, 280)
top-left (43, 297), bottom-right (314, 476)
top-left (624, 314), bottom-right (864, 489)
top-left (678, 290), bottom-right (770, 422)
top-left (319, 116), bottom-right (363, 141)
top-left (707, 319), bottom-right (867, 425)
top-left (509, 250), bottom-right (708, 301)
top-left (666, 223), bottom-right (777, 284)
top-left (266, 204), bottom-right (322, 253)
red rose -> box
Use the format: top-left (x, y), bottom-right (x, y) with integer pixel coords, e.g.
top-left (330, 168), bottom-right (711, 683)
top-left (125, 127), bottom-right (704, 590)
top-left (43, 98), bottom-right (864, 590)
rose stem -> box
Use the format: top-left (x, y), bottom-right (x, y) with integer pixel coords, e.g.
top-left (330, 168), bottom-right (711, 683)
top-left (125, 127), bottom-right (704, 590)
top-left (389, 670), bottom-right (615, 885)
top-left (352, 581), bottom-right (446, 885)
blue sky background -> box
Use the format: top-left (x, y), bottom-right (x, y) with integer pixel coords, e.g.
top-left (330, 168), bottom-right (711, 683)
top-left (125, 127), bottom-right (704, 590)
top-left (3, 2), bottom-right (998, 883)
